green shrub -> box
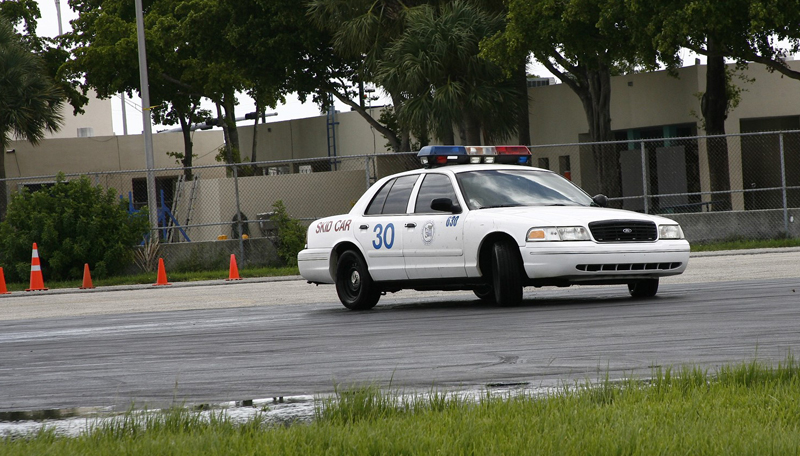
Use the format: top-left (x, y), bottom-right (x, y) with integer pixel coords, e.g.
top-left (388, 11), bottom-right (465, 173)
top-left (271, 200), bottom-right (306, 266)
top-left (0, 174), bottom-right (150, 281)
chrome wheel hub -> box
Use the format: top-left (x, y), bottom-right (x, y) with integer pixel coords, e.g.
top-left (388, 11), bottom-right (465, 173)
top-left (350, 270), bottom-right (361, 289)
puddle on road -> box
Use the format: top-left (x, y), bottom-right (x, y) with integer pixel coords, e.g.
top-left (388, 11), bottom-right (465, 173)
top-left (0, 385), bottom-right (555, 438)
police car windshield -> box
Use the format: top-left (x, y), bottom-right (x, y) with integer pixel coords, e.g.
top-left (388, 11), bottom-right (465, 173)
top-left (455, 169), bottom-right (594, 210)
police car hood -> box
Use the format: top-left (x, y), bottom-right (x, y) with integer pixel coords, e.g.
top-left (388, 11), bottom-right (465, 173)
top-left (475, 205), bottom-right (677, 226)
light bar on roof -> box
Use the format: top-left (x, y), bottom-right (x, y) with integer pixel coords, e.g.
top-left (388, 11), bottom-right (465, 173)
top-left (418, 145), bottom-right (468, 167)
top-left (418, 145), bottom-right (532, 168)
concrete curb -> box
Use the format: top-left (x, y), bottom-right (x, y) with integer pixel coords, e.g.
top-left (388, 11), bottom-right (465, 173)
top-left (0, 275), bottom-right (305, 298)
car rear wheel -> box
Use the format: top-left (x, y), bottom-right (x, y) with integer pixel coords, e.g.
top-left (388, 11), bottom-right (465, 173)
top-left (628, 278), bottom-right (659, 298)
top-left (491, 240), bottom-right (523, 306)
top-left (335, 250), bottom-right (381, 310)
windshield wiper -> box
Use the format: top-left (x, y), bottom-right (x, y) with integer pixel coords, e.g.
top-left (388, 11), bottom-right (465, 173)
top-left (478, 204), bottom-right (521, 209)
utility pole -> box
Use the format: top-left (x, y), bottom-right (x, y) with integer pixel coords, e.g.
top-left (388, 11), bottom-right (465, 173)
top-left (134, 0), bottom-right (158, 231)
top-left (54, 0), bottom-right (63, 35)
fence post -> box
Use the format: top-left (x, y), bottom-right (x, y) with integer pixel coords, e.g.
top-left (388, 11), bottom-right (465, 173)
top-left (365, 156), bottom-right (371, 191)
top-left (780, 133), bottom-right (789, 235)
top-left (640, 141), bottom-right (649, 214)
top-left (233, 163), bottom-right (245, 265)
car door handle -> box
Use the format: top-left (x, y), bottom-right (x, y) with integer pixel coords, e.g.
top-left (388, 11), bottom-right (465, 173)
top-left (405, 222), bottom-right (417, 228)
top-left (359, 224), bottom-right (369, 230)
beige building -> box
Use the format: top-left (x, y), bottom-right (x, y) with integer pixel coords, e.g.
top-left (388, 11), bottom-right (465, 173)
top-left (528, 60), bottom-right (800, 212)
top-left (44, 89), bottom-right (116, 139)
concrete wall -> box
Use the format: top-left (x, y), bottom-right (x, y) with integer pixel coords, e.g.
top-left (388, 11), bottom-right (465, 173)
top-left (158, 238), bottom-right (281, 271)
top-left (173, 169), bottom-right (368, 241)
top-left (667, 209), bottom-right (800, 243)
top-left (527, 60), bottom-right (800, 145)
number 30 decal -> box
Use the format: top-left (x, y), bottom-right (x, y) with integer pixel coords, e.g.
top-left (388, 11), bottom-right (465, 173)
top-left (372, 223), bottom-right (395, 249)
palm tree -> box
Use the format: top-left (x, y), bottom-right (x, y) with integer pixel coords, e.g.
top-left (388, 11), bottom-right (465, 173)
top-left (308, 0), bottom-right (419, 151)
top-left (0, 17), bottom-right (63, 219)
top-left (379, 1), bottom-right (521, 145)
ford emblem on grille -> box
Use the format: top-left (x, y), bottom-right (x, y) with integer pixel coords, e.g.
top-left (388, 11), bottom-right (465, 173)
top-left (622, 228), bottom-right (633, 234)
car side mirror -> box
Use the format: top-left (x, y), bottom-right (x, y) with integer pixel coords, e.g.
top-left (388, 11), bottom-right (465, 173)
top-left (592, 194), bottom-right (608, 207)
top-left (431, 197), bottom-right (461, 213)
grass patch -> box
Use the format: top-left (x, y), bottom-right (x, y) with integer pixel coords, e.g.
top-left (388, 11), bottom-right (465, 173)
top-left (2, 266), bottom-right (299, 292)
top-left (4, 358), bottom-right (800, 455)
top-left (691, 236), bottom-right (800, 252)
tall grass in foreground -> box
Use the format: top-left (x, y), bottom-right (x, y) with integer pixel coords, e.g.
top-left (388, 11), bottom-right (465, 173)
top-left (4, 358), bottom-right (800, 455)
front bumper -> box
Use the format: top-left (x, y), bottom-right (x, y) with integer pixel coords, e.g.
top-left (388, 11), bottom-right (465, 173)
top-left (521, 240), bottom-right (690, 282)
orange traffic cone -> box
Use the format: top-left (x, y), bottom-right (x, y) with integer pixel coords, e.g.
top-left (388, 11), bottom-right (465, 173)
top-left (226, 254), bottom-right (242, 281)
top-left (0, 267), bottom-right (10, 294)
top-left (80, 263), bottom-right (95, 289)
top-left (153, 258), bottom-right (171, 286)
top-left (26, 243), bottom-right (48, 291)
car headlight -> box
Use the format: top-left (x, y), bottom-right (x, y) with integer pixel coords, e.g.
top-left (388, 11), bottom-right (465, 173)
top-left (658, 224), bottom-right (684, 239)
top-left (527, 226), bottom-right (590, 242)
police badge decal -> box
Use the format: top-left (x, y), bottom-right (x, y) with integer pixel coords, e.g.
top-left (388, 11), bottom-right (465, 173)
top-left (422, 221), bottom-right (435, 245)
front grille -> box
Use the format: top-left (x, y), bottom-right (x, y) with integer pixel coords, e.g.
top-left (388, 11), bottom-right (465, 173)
top-left (576, 262), bottom-right (682, 272)
top-left (589, 220), bottom-right (657, 242)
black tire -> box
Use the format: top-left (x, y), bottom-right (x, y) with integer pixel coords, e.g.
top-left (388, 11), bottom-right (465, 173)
top-left (628, 278), bottom-right (659, 298)
top-left (473, 286), bottom-right (494, 302)
top-left (491, 240), bottom-right (524, 306)
top-left (335, 250), bottom-right (381, 310)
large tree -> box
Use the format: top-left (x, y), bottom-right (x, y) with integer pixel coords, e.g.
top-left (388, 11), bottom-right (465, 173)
top-left (0, 17), bottom-right (64, 219)
top-left (631, 0), bottom-right (800, 209)
top-left (483, 0), bottom-right (665, 198)
top-left (310, 0), bottom-right (524, 150)
top-left (1, 0), bottom-right (87, 115)
top-left (308, 0), bottom-right (420, 151)
top-left (380, 1), bottom-right (522, 145)
top-left (220, 0), bottom-right (350, 162)
top-left (65, 0), bottom-right (222, 174)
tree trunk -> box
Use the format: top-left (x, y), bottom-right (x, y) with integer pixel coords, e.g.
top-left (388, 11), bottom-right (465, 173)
top-left (701, 38), bottom-right (732, 211)
top-left (222, 91), bottom-right (240, 163)
top-left (579, 66), bottom-right (620, 201)
top-left (515, 60), bottom-right (531, 145)
top-left (216, 102), bottom-right (233, 165)
top-left (440, 122), bottom-right (455, 145)
top-left (178, 112), bottom-right (194, 181)
top-left (464, 111), bottom-right (482, 145)
top-left (400, 130), bottom-right (411, 152)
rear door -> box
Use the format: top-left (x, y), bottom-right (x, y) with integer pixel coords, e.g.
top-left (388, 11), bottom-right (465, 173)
top-left (354, 174), bottom-right (419, 281)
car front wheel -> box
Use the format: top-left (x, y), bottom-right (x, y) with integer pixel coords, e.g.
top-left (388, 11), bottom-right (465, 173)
top-left (491, 240), bottom-right (523, 306)
top-left (628, 278), bottom-right (659, 298)
top-left (335, 250), bottom-right (381, 310)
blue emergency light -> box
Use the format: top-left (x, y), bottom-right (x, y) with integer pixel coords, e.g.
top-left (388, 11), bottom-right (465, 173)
top-left (418, 145), bottom-right (532, 167)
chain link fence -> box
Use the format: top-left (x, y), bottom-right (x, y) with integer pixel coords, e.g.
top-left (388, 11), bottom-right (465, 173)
top-left (2, 130), bottom-right (799, 269)
top-left (529, 130), bottom-right (800, 242)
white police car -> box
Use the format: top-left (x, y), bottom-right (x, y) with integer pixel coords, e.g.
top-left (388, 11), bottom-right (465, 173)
top-left (298, 145), bottom-right (690, 310)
